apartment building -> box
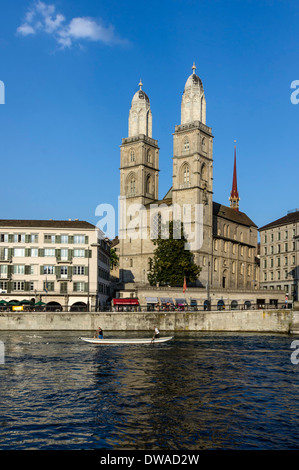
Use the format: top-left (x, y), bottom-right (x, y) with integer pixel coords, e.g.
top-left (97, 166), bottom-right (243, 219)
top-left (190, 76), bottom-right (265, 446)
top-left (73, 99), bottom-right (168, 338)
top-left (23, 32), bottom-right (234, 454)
top-left (259, 209), bottom-right (299, 302)
top-left (0, 219), bottom-right (111, 311)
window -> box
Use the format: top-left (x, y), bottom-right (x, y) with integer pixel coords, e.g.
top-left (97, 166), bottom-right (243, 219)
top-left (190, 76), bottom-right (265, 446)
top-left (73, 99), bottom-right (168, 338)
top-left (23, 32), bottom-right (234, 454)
top-left (74, 235), bottom-right (85, 244)
top-left (74, 282), bottom-right (86, 292)
top-left (184, 138), bottom-right (190, 152)
top-left (44, 248), bottom-right (55, 257)
top-left (130, 150), bottom-right (135, 162)
top-left (14, 248), bottom-right (25, 257)
top-left (14, 234), bottom-right (25, 243)
top-left (60, 282), bottom-right (68, 294)
top-left (31, 248), bottom-right (38, 257)
top-left (0, 265), bottom-right (8, 276)
top-left (61, 235), bottom-right (68, 244)
top-left (130, 177), bottom-right (136, 195)
top-left (31, 234), bottom-right (38, 243)
top-left (0, 281), bottom-right (7, 290)
top-left (74, 249), bottom-right (85, 257)
top-left (74, 266), bottom-right (85, 275)
top-left (0, 234), bottom-right (8, 243)
top-left (13, 281), bottom-right (24, 291)
top-left (44, 265), bottom-right (55, 275)
top-left (130, 258), bottom-right (133, 267)
top-left (183, 165), bottom-right (190, 183)
top-left (61, 249), bottom-right (68, 260)
top-left (60, 266), bottom-right (68, 278)
top-left (147, 150), bottom-right (152, 163)
top-left (13, 265), bottom-right (24, 274)
top-left (44, 281), bottom-right (54, 292)
top-left (44, 234), bottom-right (55, 243)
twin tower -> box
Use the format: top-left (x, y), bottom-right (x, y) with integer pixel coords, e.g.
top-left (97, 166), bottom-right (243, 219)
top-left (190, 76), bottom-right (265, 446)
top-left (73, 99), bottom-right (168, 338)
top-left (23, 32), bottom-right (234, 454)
top-left (119, 64), bottom-right (215, 285)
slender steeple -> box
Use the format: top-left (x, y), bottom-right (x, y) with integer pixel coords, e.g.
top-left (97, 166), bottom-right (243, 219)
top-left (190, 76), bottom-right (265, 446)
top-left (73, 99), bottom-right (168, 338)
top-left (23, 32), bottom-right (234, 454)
top-left (229, 141), bottom-right (240, 211)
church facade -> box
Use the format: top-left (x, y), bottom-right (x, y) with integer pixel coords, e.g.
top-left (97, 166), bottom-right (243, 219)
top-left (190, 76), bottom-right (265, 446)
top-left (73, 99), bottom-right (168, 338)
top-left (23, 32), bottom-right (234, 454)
top-left (118, 65), bottom-right (259, 292)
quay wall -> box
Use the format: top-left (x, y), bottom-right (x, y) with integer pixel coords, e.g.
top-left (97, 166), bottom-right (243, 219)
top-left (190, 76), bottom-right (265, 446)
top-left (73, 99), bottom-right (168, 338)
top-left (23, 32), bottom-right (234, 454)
top-left (0, 309), bottom-right (296, 334)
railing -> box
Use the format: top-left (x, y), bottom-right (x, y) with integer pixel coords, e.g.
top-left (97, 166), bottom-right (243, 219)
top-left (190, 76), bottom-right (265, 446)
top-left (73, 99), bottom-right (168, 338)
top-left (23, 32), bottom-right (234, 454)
top-left (0, 302), bottom-right (293, 313)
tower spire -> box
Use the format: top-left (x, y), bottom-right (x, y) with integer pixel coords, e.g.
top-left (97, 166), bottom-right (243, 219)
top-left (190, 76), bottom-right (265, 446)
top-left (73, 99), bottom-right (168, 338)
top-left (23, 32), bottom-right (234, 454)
top-left (229, 140), bottom-right (240, 211)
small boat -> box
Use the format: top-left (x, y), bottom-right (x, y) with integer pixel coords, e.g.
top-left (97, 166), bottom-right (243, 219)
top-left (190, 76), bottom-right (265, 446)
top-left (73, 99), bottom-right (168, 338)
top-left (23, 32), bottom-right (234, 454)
top-left (80, 336), bottom-right (173, 345)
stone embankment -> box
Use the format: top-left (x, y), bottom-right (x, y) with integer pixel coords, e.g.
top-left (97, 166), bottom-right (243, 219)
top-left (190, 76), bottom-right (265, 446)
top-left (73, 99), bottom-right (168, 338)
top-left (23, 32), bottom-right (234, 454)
top-left (0, 306), bottom-right (299, 333)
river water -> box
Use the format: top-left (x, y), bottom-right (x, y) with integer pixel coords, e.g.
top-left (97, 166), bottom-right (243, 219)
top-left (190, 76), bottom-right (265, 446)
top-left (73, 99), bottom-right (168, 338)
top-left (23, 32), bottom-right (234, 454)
top-left (0, 331), bottom-right (298, 450)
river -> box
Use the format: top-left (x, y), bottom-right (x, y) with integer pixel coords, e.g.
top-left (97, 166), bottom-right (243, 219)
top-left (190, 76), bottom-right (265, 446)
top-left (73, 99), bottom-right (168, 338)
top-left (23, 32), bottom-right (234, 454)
top-left (0, 331), bottom-right (298, 450)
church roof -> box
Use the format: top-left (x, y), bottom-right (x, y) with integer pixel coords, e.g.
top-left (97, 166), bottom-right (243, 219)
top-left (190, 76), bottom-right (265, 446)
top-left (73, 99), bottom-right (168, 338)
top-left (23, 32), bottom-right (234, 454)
top-left (156, 186), bottom-right (257, 228)
top-left (213, 202), bottom-right (257, 227)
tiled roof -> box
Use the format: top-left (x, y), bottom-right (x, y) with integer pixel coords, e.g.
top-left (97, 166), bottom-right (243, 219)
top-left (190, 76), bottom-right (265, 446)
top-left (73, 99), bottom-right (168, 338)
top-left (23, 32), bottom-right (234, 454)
top-left (259, 210), bottom-right (299, 231)
top-left (0, 219), bottom-right (96, 229)
top-left (213, 202), bottom-right (257, 227)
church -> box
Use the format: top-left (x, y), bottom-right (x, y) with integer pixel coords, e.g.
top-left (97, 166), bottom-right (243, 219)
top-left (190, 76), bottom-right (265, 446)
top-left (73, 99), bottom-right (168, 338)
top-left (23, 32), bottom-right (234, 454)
top-left (117, 64), bottom-right (259, 297)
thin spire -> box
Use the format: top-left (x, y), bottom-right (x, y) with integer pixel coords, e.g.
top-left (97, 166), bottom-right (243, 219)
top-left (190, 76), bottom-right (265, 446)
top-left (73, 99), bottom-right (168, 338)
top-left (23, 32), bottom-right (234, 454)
top-left (192, 62), bottom-right (196, 74)
top-left (229, 140), bottom-right (240, 211)
top-left (139, 79), bottom-right (143, 90)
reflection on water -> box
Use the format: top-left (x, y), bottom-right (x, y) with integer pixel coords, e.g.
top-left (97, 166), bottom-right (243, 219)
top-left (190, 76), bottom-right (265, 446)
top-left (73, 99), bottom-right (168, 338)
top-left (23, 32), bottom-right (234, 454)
top-left (0, 331), bottom-right (298, 449)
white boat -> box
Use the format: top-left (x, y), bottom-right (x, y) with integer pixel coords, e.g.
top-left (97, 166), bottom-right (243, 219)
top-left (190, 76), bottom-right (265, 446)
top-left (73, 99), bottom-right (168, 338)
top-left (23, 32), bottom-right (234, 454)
top-left (80, 336), bottom-right (173, 345)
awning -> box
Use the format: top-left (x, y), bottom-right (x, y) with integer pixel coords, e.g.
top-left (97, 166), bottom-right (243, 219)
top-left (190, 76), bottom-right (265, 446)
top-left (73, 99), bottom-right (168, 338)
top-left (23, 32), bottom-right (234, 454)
top-left (146, 297), bottom-right (158, 303)
top-left (190, 299), bottom-right (198, 305)
top-left (160, 298), bottom-right (173, 304)
top-left (113, 298), bottom-right (139, 305)
top-left (175, 298), bottom-right (187, 305)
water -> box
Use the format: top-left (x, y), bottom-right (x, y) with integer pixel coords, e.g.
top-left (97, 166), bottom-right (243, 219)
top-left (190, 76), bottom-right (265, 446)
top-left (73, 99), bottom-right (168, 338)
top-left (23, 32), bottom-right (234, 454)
top-left (0, 331), bottom-right (299, 450)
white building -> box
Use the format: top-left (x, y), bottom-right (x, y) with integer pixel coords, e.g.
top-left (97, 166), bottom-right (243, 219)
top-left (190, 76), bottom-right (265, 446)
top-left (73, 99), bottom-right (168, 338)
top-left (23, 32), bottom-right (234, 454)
top-left (0, 219), bottom-right (111, 311)
top-left (259, 209), bottom-right (299, 302)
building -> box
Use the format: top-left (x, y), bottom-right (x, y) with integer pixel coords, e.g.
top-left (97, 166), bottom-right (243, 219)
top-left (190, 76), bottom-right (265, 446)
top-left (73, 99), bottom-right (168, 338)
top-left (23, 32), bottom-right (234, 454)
top-left (259, 209), bottom-right (299, 302)
top-left (118, 64), bottom-right (259, 292)
top-left (0, 219), bottom-right (111, 311)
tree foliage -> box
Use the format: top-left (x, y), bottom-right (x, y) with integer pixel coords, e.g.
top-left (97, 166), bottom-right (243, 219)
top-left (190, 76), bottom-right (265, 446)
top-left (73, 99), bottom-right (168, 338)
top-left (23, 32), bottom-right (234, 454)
top-left (148, 221), bottom-right (201, 287)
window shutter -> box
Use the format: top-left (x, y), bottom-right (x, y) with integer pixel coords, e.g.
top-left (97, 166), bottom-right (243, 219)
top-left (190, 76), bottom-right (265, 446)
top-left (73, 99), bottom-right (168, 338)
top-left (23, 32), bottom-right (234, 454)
top-left (25, 248), bottom-right (30, 257)
top-left (24, 282), bottom-right (30, 291)
top-left (84, 282), bottom-right (88, 292)
top-left (8, 248), bottom-right (13, 260)
top-left (25, 265), bottom-right (30, 275)
top-left (55, 235), bottom-right (61, 244)
top-left (69, 235), bottom-right (74, 244)
top-left (25, 235), bottom-right (30, 243)
top-left (8, 234), bottom-right (13, 243)
top-left (85, 249), bottom-right (91, 258)
top-left (40, 266), bottom-right (44, 275)
top-left (85, 236), bottom-right (89, 244)
top-left (68, 249), bottom-right (73, 261)
top-left (84, 266), bottom-right (89, 276)
top-left (38, 248), bottom-right (44, 257)
top-left (56, 249), bottom-right (61, 261)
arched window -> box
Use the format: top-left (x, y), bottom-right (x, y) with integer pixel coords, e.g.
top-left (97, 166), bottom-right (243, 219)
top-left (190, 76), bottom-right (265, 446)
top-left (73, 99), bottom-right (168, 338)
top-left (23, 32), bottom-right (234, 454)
top-left (147, 150), bottom-right (152, 163)
top-left (183, 165), bottom-right (190, 184)
top-left (146, 174), bottom-right (152, 194)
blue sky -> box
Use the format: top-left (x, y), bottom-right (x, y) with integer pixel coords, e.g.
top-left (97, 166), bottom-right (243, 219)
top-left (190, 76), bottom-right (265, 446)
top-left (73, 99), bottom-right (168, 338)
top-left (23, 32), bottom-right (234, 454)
top-left (0, 0), bottom-right (298, 235)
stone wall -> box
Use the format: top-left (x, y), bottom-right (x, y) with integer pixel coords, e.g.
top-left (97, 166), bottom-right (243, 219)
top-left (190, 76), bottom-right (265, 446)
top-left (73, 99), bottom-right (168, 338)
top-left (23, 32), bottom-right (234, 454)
top-left (0, 309), bottom-right (294, 333)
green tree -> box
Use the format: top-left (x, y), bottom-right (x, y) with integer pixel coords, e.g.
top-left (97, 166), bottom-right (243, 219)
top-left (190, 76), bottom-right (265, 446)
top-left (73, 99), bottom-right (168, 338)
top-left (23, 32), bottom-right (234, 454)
top-left (110, 248), bottom-right (119, 270)
top-left (148, 221), bottom-right (201, 287)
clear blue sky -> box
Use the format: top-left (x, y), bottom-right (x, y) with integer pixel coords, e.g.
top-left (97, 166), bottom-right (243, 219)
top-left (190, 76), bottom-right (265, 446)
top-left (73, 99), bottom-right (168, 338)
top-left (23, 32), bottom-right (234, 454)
top-left (0, 0), bottom-right (298, 235)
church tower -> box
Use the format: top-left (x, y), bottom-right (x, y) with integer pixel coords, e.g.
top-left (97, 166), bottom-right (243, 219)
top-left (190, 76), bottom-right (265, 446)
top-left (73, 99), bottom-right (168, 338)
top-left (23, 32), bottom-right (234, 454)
top-left (229, 142), bottom-right (240, 211)
top-left (172, 64), bottom-right (214, 287)
top-left (119, 80), bottom-right (159, 283)
top-left (120, 80), bottom-right (159, 205)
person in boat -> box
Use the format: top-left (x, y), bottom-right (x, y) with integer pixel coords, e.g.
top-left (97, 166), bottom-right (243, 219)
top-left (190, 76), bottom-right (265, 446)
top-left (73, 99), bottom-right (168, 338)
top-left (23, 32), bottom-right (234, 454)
top-left (153, 326), bottom-right (160, 339)
top-left (97, 327), bottom-right (103, 339)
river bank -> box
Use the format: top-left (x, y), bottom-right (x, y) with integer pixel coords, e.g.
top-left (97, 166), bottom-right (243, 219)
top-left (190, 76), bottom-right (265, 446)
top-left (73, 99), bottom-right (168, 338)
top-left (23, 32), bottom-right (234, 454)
top-left (0, 308), bottom-right (297, 333)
